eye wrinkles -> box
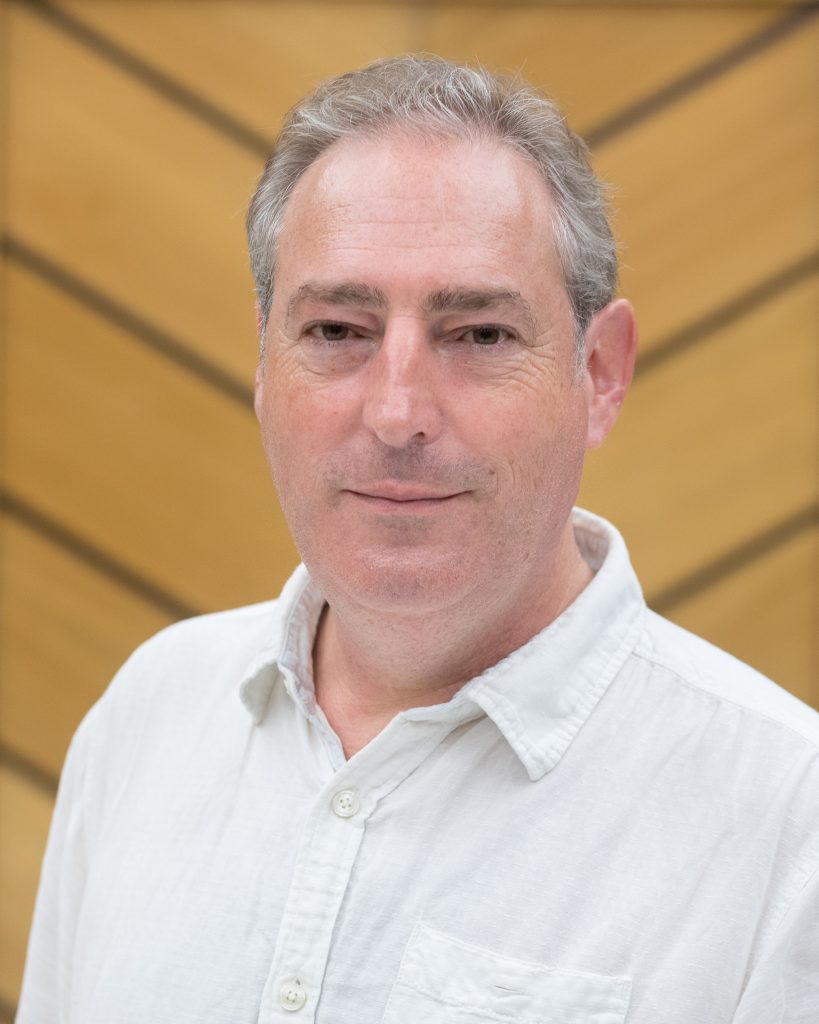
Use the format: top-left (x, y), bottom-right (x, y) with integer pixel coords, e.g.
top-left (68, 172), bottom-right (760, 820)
top-left (304, 320), bottom-right (517, 348)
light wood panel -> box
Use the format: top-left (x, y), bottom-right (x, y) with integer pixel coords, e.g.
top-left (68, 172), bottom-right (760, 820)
top-left (668, 526), bottom-right (817, 707)
top-left (424, 3), bottom-right (781, 132)
top-left (56, 0), bottom-right (417, 139)
top-left (6, 4), bottom-right (261, 381)
top-left (0, 513), bottom-right (174, 778)
top-left (580, 271), bottom-right (819, 594)
top-left (56, 1), bottom-right (780, 139)
top-left (597, 19), bottom-right (819, 349)
top-left (4, 260), bottom-right (299, 612)
top-left (0, 768), bottom-right (52, 1005)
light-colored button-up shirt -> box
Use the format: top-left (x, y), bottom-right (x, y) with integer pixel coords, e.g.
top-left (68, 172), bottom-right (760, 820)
top-left (18, 510), bottom-right (819, 1023)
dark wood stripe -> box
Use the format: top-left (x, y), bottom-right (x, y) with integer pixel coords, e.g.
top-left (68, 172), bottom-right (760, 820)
top-left (635, 250), bottom-right (819, 380)
top-left (650, 504), bottom-right (819, 613)
top-left (0, 994), bottom-right (18, 1024)
top-left (1, 489), bottom-right (200, 622)
top-left (586, 5), bottom-right (819, 146)
top-left (18, 0), bottom-right (272, 156)
top-left (2, 236), bottom-right (255, 410)
top-left (0, 743), bottom-right (59, 797)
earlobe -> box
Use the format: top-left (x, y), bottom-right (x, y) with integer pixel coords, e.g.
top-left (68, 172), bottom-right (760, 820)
top-left (584, 299), bottom-right (638, 450)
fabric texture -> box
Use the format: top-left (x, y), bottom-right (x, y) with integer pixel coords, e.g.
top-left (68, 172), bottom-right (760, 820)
top-left (17, 509), bottom-right (819, 1023)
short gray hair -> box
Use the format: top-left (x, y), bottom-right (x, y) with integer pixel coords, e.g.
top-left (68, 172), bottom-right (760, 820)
top-left (247, 55), bottom-right (617, 355)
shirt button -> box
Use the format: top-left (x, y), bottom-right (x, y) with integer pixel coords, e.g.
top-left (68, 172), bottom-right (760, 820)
top-left (331, 789), bottom-right (360, 818)
top-left (279, 978), bottom-right (307, 1012)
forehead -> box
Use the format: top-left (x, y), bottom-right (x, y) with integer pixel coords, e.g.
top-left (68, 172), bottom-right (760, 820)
top-left (273, 131), bottom-right (565, 304)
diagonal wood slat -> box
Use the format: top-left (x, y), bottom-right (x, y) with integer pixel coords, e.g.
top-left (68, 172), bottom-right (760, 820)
top-left (598, 20), bottom-right (819, 350)
top-left (579, 272), bottom-right (819, 594)
top-left (0, 767), bottom-right (53, 1005)
top-left (424, 2), bottom-right (783, 132)
top-left (4, 260), bottom-right (299, 612)
top-left (52, 0), bottom-right (420, 140)
top-left (0, 512), bottom-right (176, 778)
top-left (670, 524), bottom-right (818, 707)
top-left (6, 4), bottom-right (262, 381)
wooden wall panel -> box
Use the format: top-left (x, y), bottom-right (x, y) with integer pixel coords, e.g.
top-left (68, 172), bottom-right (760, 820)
top-left (56, 2), bottom-right (780, 138)
top-left (6, 4), bottom-right (262, 381)
top-left (56, 0), bottom-right (418, 138)
top-left (0, 769), bottom-right (52, 1005)
top-left (0, 513), bottom-right (174, 778)
top-left (579, 271), bottom-right (819, 592)
top-left (424, 4), bottom-right (781, 131)
top-left (671, 525), bottom-right (818, 707)
top-left (599, 20), bottom-right (819, 349)
top-left (4, 261), bottom-right (298, 611)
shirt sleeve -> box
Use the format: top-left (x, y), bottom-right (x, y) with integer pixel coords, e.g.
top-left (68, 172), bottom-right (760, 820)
top-left (732, 860), bottom-right (819, 1024)
top-left (15, 711), bottom-right (96, 1024)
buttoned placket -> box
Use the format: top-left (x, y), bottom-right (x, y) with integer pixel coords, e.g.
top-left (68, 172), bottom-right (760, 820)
top-left (256, 684), bottom-right (483, 1023)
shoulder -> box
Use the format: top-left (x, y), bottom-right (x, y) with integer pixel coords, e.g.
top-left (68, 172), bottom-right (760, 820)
top-left (89, 598), bottom-right (283, 728)
top-left (634, 609), bottom-right (819, 750)
top-left (126, 598), bottom-right (281, 670)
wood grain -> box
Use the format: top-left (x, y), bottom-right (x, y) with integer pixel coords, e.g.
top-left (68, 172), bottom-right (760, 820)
top-left (6, 4), bottom-right (261, 381)
top-left (0, 768), bottom-right (52, 1005)
top-left (0, 513), bottom-right (174, 778)
top-left (579, 271), bottom-right (819, 596)
top-left (4, 260), bottom-right (299, 612)
top-left (669, 525), bottom-right (817, 707)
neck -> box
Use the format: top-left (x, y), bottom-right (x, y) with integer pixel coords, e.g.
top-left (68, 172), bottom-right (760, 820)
top-left (312, 525), bottom-right (593, 757)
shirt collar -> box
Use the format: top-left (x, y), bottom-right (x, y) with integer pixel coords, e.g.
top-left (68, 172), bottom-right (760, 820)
top-left (239, 508), bottom-right (646, 780)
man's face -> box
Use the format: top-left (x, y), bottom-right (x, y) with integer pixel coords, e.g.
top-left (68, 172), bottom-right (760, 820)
top-left (255, 132), bottom-right (597, 616)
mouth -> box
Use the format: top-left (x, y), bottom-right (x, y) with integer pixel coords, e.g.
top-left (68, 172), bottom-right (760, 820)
top-left (345, 486), bottom-right (465, 512)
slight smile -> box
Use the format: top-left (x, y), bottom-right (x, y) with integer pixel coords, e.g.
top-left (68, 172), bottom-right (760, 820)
top-left (346, 487), bottom-right (465, 513)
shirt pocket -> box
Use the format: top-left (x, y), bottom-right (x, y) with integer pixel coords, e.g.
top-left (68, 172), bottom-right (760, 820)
top-left (382, 923), bottom-right (631, 1024)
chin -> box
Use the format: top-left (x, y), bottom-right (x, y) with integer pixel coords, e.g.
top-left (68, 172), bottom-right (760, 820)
top-left (309, 548), bottom-right (477, 616)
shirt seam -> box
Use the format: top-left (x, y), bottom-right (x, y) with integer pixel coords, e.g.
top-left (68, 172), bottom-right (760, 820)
top-left (631, 643), bottom-right (819, 754)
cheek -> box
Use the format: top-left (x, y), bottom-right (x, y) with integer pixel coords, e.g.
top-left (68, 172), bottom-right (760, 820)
top-left (263, 372), bottom-right (357, 489)
top-left (483, 388), bottom-right (588, 494)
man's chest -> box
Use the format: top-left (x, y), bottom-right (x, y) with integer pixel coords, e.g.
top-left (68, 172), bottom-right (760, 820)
top-left (70, 719), bottom-right (772, 1024)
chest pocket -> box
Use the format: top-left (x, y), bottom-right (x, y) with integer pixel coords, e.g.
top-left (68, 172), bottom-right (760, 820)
top-left (382, 924), bottom-right (631, 1024)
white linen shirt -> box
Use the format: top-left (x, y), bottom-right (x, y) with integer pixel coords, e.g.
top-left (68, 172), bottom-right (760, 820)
top-left (18, 510), bottom-right (819, 1023)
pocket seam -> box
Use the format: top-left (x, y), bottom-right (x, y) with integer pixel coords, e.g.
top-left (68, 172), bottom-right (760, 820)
top-left (382, 922), bottom-right (632, 1024)
top-left (392, 977), bottom-right (629, 1024)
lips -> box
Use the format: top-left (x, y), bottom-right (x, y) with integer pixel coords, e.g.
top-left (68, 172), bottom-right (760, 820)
top-left (345, 484), bottom-right (464, 511)
top-left (349, 484), bottom-right (461, 502)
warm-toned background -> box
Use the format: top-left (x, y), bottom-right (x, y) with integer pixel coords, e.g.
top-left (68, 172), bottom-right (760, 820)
top-left (1, 0), bottom-right (817, 1014)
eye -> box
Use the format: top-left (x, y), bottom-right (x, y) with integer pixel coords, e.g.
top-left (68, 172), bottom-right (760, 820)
top-left (462, 325), bottom-right (512, 346)
top-left (308, 321), bottom-right (354, 342)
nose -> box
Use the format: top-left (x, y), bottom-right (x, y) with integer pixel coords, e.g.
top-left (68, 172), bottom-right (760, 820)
top-left (362, 321), bottom-right (443, 448)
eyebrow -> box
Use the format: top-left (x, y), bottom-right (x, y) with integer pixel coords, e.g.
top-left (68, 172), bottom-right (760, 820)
top-left (424, 287), bottom-right (537, 331)
top-left (287, 281), bottom-right (389, 322)
top-left (286, 281), bottom-right (537, 333)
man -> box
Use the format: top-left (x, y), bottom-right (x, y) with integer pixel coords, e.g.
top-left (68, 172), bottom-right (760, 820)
top-left (19, 56), bottom-right (818, 1023)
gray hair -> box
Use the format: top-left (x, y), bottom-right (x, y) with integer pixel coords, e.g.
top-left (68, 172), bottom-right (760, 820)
top-left (247, 55), bottom-right (617, 358)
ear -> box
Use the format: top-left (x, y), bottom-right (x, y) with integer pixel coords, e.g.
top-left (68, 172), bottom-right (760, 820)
top-left (582, 298), bottom-right (638, 450)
